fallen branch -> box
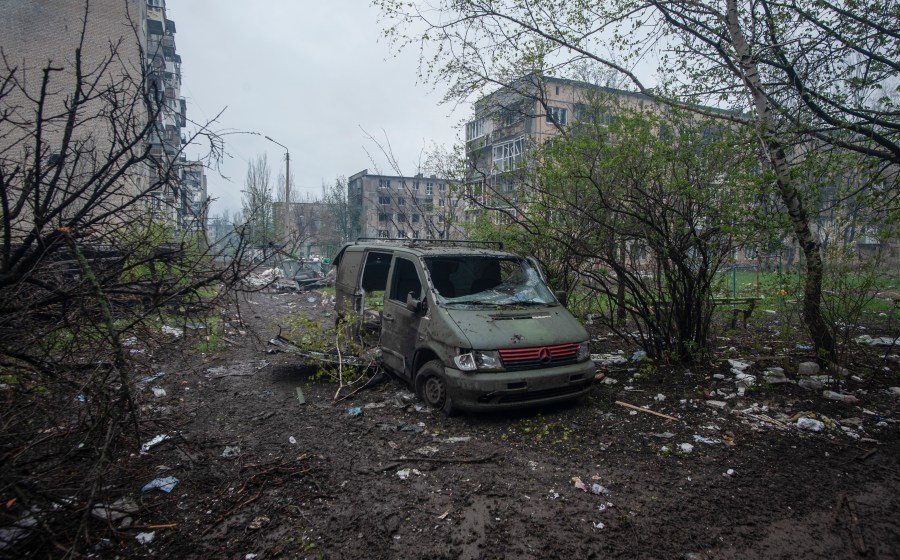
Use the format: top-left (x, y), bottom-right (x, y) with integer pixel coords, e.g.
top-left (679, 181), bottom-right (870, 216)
top-left (404, 452), bottom-right (498, 464)
top-left (615, 400), bottom-right (680, 422)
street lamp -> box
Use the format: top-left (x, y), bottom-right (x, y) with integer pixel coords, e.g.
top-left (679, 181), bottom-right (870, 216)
top-left (262, 135), bottom-right (291, 243)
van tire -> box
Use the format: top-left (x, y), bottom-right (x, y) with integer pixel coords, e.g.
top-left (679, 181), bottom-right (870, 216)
top-left (416, 360), bottom-right (456, 416)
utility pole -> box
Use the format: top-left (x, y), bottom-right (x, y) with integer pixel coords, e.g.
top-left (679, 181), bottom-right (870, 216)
top-left (264, 135), bottom-right (291, 245)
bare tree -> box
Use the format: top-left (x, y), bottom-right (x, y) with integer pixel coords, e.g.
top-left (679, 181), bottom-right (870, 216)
top-left (0, 5), bottom-right (253, 555)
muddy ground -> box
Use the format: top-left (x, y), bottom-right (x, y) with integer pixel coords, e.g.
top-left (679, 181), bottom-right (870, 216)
top-left (110, 291), bottom-right (898, 559)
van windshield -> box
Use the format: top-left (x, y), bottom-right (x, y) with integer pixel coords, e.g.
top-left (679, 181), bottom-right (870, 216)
top-left (424, 256), bottom-right (557, 307)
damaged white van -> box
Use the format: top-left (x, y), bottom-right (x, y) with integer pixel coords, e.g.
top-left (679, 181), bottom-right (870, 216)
top-left (332, 239), bottom-right (594, 414)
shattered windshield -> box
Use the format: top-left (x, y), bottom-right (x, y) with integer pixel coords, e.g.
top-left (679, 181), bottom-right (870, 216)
top-left (424, 256), bottom-right (557, 308)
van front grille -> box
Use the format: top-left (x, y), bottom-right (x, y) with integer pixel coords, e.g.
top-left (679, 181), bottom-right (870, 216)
top-left (499, 343), bottom-right (580, 370)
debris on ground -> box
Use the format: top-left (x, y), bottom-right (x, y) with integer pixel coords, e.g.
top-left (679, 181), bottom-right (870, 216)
top-left (142, 476), bottom-right (179, 493)
top-left (140, 434), bottom-right (172, 454)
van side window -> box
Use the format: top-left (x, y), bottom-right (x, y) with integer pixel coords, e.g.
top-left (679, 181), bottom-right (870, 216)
top-left (361, 251), bottom-right (392, 292)
top-left (389, 257), bottom-right (422, 302)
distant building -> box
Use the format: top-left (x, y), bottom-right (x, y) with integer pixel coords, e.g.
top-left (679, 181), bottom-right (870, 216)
top-left (348, 170), bottom-right (464, 241)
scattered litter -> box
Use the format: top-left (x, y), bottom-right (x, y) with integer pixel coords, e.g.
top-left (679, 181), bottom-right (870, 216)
top-left (763, 368), bottom-right (790, 384)
top-left (289, 436), bottom-right (297, 445)
top-left (151, 387), bottom-right (166, 398)
top-left (692, 435), bottom-right (722, 445)
top-left (734, 372), bottom-right (757, 387)
top-left (798, 378), bottom-right (825, 391)
top-left (307, 297), bottom-right (317, 303)
top-left (592, 353), bottom-right (627, 366)
top-left (654, 393), bottom-right (666, 402)
top-left (705, 400), bottom-right (727, 410)
top-left (396, 468), bottom-right (423, 480)
top-left (399, 423), bottom-right (425, 433)
top-left (248, 516), bottom-right (270, 530)
top-left (445, 436), bottom-right (471, 443)
top-left (591, 484), bottom-right (610, 495)
top-left (222, 446), bottom-right (241, 459)
top-left (889, 387), bottom-right (900, 398)
top-left (295, 387), bottom-right (306, 404)
top-left (548, 490), bottom-right (560, 499)
top-left (135, 532), bottom-right (155, 545)
top-left (438, 511), bottom-right (450, 520)
top-left (161, 326), bottom-right (183, 338)
top-left (796, 418), bottom-right (825, 432)
top-left (823, 390), bottom-right (859, 404)
top-left (724, 469), bottom-right (736, 477)
top-left (679, 443), bottom-right (694, 453)
top-left (140, 434), bottom-right (172, 455)
top-left (138, 372), bottom-right (165, 385)
top-left (572, 476), bottom-right (589, 492)
top-left (346, 407), bottom-right (362, 417)
top-left (798, 361), bottom-right (820, 376)
top-left (631, 350), bottom-right (648, 362)
top-left (602, 377), bottom-right (619, 385)
top-left (727, 359), bottom-right (751, 371)
top-left (74, 394), bottom-right (86, 403)
top-left (593, 521), bottom-right (605, 529)
top-left (413, 446), bottom-right (439, 457)
top-left (91, 497), bottom-right (138, 522)
top-left (141, 476), bottom-right (179, 493)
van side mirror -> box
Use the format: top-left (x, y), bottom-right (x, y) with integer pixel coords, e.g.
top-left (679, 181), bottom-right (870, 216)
top-left (406, 292), bottom-right (423, 313)
top-left (554, 290), bottom-right (568, 307)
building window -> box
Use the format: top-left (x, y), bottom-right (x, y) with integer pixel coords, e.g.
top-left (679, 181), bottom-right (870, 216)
top-left (492, 136), bottom-right (524, 173)
top-left (412, 213), bottom-right (420, 223)
top-left (412, 230), bottom-right (420, 239)
top-left (466, 117), bottom-right (486, 141)
top-left (397, 213), bottom-right (407, 222)
top-left (439, 183), bottom-right (446, 192)
top-left (378, 212), bottom-right (392, 222)
top-left (425, 182), bottom-right (434, 195)
top-left (439, 199), bottom-right (445, 207)
top-left (396, 197), bottom-right (405, 206)
top-left (378, 196), bottom-right (391, 205)
top-left (546, 106), bottom-right (568, 126)
top-left (397, 229), bottom-right (405, 238)
top-left (378, 178), bottom-right (392, 189)
top-left (555, 85), bottom-right (560, 95)
top-left (413, 181), bottom-right (419, 190)
top-left (378, 229), bottom-right (390, 238)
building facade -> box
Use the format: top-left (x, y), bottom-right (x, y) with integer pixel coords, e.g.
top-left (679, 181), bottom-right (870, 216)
top-left (348, 170), bottom-right (464, 241)
top-left (0, 0), bottom-right (206, 238)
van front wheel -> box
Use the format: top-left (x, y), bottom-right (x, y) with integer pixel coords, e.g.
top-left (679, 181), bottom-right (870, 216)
top-left (416, 360), bottom-right (456, 416)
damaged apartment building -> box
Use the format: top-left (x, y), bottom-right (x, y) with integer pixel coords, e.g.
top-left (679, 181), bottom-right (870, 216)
top-left (463, 74), bottom-right (895, 267)
top-left (0, 0), bottom-right (207, 238)
top-left (348, 170), bottom-right (464, 241)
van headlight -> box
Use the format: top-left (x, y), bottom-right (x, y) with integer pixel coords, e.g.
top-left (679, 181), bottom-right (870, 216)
top-left (577, 341), bottom-right (590, 362)
top-left (454, 350), bottom-right (503, 372)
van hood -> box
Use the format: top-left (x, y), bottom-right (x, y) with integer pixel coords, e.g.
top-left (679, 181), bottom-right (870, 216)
top-left (443, 307), bottom-right (588, 350)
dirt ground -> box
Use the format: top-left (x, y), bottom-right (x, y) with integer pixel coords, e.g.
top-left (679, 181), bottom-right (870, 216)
top-left (110, 290), bottom-right (899, 559)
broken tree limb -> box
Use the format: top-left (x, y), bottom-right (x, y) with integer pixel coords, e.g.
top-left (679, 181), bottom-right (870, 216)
top-left (404, 452), bottom-right (498, 464)
top-left (614, 400), bottom-right (680, 422)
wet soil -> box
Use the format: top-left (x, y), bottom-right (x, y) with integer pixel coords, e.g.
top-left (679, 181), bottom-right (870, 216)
top-left (118, 291), bottom-right (900, 559)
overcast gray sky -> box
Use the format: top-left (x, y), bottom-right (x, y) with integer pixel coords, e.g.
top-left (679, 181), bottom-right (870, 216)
top-left (168, 0), bottom-right (468, 217)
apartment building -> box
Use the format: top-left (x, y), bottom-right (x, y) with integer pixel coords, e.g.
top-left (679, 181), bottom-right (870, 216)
top-left (348, 170), bottom-right (464, 241)
top-left (464, 75), bottom-right (653, 208)
top-left (0, 0), bottom-right (206, 237)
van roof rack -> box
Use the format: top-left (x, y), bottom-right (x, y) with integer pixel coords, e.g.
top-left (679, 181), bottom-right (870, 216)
top-left (354, 237), bottom-right (504, 250)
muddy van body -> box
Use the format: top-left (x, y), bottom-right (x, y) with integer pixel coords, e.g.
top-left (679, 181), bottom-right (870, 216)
top-left (332, 239), bottom-right (593, 413)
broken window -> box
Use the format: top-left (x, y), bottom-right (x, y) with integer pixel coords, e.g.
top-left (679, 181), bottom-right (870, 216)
top-left (424, 256), bottom-right (555, 307)
top-left (389, 257), bottom-right (422, 302)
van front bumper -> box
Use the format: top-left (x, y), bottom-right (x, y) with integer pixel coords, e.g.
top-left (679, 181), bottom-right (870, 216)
top-left (443, 360), bottom-right (594, 411)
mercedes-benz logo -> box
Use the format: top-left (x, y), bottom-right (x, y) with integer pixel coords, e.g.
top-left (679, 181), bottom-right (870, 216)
top-left (538, 347), bottom-right (551, 363)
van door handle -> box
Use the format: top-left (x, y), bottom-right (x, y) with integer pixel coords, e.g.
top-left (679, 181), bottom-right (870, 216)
top-left (383, 312), bottom-right (394, 321)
